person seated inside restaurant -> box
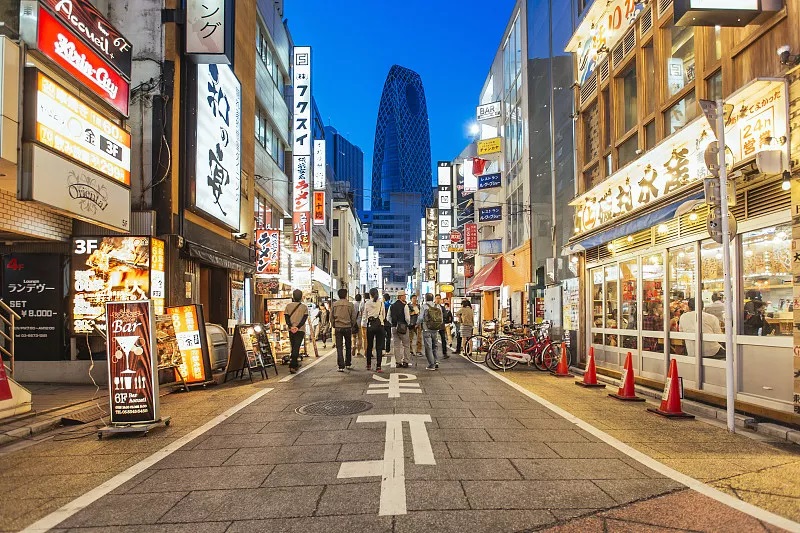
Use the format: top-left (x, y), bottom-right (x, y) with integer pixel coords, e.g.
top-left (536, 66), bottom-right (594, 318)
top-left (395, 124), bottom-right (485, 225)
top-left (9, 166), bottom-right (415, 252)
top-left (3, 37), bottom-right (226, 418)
top-left (679, 298), bottom-right (725, 359)
top-left (743, 300), bottom-right (774, 336)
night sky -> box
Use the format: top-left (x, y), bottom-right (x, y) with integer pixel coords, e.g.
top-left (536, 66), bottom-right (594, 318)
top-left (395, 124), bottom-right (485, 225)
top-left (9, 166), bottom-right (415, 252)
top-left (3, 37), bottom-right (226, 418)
top-left (285, 0), bottom-right (518, 206)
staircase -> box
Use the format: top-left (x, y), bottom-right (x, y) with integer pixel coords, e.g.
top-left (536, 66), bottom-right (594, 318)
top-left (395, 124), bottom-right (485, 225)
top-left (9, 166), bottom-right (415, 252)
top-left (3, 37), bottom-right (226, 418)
top-left (0, 300), bottom-right (32, 420)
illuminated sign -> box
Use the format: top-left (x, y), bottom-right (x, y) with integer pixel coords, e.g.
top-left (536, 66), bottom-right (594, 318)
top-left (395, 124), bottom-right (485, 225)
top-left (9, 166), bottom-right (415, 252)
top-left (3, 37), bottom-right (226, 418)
top-left (71, 237), bottom-right (163, 335)
top-left (477, 101), bottom-right (501, 121)
top-left (255, 229), bottom-right (280, 275)
top-left (185, 0), bottom-right (234, 64)
top-left (478, 172), bottom-right (502, 190)
top-left (313, 191), bottom-right (325, 226)
top-left (293, 211), bottom-right (311, 254)
top-left (314, 139), bottom-right (326, 189)
top-left (674, 0), bottom-right (770, 26)
top-left (292, 46), bottom-right (313, 277)
top-left (193, 63), bottom-right (242, 230)
top-left (25, 69), bottom-right (130, 185)
top-left (477, 137), bottom-right (502, 156)
top-left (24, 6), bottom-right (131, 116)
top-left (169, 305), bottom-right (212, 385)
top-left (479, 206), bottom-right (502, 222)
top-left (465, 223), bottom-right (478, 251)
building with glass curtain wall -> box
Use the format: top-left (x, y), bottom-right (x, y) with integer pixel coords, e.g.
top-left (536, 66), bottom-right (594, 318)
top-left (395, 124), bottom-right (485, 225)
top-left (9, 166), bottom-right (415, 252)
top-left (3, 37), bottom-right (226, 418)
top-left (324, 126), bottom-right (365, 211)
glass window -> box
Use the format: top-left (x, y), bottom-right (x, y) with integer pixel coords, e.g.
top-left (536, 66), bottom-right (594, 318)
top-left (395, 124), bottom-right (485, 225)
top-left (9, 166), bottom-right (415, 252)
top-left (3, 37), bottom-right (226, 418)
top-left (700, 239), bottom-right (725, 330)
top-left (591, 268), bottom-right (604, 345)
top-left (602, 89), bottom-right (611, 149)
top-left (645, 121), bottom-right (656, 151)
top-left (642, 254), bottom-right (665, 353)
top-left (666, 24), bottom-right (695, 97)
top-left (605, 264), bottom-right (619, 347)
top-left (707, 70), bottom-right (722, 102)
top-left (620, 260), bottom-right (638, 349)
top-left (618, 134), bottom-right (639, 167)
top-left (742, 224), bottom-right (792, 336)
top-left (644, 43), bottom-right (655, 115)
top-left (664, 90), bottom-right (697, 136)
top-left (618, 65), bottom-right (637, 133)
top-left (669, 245), bottom-right (695, 356)
top-left (584, 102), bottom-right (598, 165)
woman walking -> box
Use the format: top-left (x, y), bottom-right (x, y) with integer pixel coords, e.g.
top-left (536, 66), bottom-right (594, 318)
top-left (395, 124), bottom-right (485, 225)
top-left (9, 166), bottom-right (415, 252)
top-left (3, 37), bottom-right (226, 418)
top-left (318, 302), bottom-right (331, 348)
top-left (456, 299), bottom-right (474, 355)
top-left (364, 288), bottom-right (386, 372)
top-left (284, 289), bottom-right (309, 374)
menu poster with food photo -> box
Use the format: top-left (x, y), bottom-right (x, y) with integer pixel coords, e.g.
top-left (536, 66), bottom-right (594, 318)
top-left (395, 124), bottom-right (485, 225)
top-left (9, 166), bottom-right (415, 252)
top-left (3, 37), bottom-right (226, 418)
top-left (106, 301), bottom-right (159, 424)
top-left (168, 304), bottom-right (212, 385)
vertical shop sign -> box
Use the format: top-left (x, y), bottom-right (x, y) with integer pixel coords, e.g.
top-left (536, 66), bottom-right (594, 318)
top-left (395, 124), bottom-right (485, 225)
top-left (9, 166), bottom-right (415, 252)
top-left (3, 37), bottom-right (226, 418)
top-left (255, 229), bottom-right (280, 275)
top-left (168, 304), bottom-right (212, 384)
top-left (314, 139), bottom-right (326, 189)
top-left (292, 46), bottom-right (313, 283)
top-left (313, 191), bottom-right (325, 226)
top-left (293, 211), bottom-right (311, 253)
top-left (106, 300), bottom-right (158, 424)
top-left (2, 254), bottom-right (64, 359)
top-left (185, 0), bottom-right (234, 64)
top-left (464, 223), bottom-right (478, 251)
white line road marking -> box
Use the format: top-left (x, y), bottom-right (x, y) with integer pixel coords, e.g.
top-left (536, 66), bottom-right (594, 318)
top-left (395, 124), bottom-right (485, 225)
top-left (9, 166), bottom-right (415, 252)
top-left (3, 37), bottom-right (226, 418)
top-left (383, 353), bottom-right (397, 368)
top-left (337, 414), bottom-right (434, 516)
top-left (279, 348), bottom-right (335, 382)
top-left (367, 373), bottom-right (422, 398)
top-left (473, 363), bottom-right (800, 533)
top-left (20, 386), bottom-right (275, 533)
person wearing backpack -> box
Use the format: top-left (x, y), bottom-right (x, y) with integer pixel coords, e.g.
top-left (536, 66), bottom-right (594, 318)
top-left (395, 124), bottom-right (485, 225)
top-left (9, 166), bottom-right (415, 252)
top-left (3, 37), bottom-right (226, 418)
top-left (284, 289), bottom-right (309, 374)
top-left (419, 293), bottom-right (442, 370)
top-left (332, 288), bottom-right (358, 371)
top-left (364, 288), bottom-right (387, 372)
top-left (390, 290), bottom-right (412, 368)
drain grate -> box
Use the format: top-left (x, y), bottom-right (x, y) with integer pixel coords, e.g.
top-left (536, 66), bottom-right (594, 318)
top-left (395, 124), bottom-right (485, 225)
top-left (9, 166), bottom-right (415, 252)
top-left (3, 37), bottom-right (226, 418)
top-left (296, 400), bottom-right (373, 416)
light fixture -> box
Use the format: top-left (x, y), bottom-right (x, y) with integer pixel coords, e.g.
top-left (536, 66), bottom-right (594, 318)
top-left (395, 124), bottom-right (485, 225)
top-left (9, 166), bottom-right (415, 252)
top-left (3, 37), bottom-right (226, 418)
top-left (657, 224), bottom-right (669, 235)
top-left (232, 232), bottom-right (248, 240)
top-left (608, 243), bottom-right (615, 252)
top-left (782, 170), bottom-right (791, 191)
top-left (688, 212), bottom-right (698, 222)
top-left (627, 235), bottom-right (634, 243)
top-left (570, 256), bottom-right (579, 264)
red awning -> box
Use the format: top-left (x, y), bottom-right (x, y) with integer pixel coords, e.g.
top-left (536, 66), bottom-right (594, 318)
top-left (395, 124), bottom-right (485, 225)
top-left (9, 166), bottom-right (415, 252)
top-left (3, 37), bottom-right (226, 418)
top-left (467, 257), bottom-right (503, 294)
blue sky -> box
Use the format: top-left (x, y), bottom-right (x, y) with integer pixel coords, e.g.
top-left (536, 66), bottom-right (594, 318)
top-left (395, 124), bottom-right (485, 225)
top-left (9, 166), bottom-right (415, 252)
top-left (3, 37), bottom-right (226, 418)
top-left (285, 0), bottom-right (518, 208)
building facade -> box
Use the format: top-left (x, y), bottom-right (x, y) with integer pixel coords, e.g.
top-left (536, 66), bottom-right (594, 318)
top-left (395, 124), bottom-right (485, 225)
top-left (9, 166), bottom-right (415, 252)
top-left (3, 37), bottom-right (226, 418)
top-left (332, 197), bottom-right (364, 296)
top-left (325, 126), bottom-right (365, 211)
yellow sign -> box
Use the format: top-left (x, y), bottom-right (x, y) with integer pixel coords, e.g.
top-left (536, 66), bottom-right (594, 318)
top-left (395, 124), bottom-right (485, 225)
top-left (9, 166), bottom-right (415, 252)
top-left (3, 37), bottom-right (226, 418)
top-left (440, 284), bottom-right (455, 293)
top-left (477, 137), bottom-right (502, 156)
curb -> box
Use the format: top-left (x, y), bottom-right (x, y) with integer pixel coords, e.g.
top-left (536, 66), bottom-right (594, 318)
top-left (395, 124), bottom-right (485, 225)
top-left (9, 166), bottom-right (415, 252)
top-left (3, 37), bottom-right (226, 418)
top-left (0, 400), bottom-right (107, 448)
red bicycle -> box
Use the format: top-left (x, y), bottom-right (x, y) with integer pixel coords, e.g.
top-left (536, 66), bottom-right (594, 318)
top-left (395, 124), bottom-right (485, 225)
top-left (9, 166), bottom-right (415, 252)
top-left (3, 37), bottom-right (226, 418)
top-left (486, 321), bottom-right (561, 371)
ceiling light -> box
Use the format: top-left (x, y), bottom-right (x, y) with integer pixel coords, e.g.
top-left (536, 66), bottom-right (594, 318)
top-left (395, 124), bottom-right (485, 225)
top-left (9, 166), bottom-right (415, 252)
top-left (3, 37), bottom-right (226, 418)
top-left (657, 224), bottom-right (669, 235)
top-left (688, 212), bottom-right (698, 222)
top-left (782, 170), bottom-right (791, 191)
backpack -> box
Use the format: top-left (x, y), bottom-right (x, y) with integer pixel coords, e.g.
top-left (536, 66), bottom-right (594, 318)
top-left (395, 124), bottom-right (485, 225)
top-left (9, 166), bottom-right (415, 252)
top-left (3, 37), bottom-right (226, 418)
top-left (424, 304), bottom-right (444, 331)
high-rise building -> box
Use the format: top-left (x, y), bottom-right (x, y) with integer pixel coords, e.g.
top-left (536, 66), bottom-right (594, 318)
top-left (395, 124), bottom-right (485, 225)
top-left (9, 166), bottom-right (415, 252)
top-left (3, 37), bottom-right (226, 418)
top-left (368, 65), bottom-right (432, 286)
top-left (324, 126), bottom-right (365, 211)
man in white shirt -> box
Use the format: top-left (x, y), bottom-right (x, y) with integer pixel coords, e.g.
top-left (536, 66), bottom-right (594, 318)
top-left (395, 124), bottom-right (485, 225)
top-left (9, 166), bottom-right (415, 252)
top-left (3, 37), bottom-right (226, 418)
top-left (679, 298), bottom-right (724, 358)
top-left (705, 292), bottom-right (725, 326)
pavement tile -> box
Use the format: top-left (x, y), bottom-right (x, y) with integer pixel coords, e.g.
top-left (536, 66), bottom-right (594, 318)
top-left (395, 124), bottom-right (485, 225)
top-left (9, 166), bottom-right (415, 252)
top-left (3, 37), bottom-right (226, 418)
top-left (518, 418), bottom-right (579, 430)
top-left (405, 481), bottom-right (469, 510)
top-left (261, 419), bottom-right (353, 433)
top-left (427, 428), bottom-right (492, 442)
top-left (592, 478), bottom-right (683, 505)
top-left (292, 428), bottom-right (385, 445)
top-left (463, 480), bottom-right (616, 510)
top-left (429, 400), bottom-right (501, 410)
top-left (405, 458), bottom-right (522, 481)
top-left (155, 448), bottom-right (236, 469)
top-left (548, 442), bottom-right (627, 459)
top-left (262, 462), bottom-right (367, 486)
top-left (61, 523), bottom-right (232, 533)
top-left (485, 428), bottom-right (591, 443)
top-left (192, 432), bottom-right (299, 449)
top-left (205, 422), bottom-right (269, 435)
top-left (540, 516), bottom-right (607, 532)
top-left (434, 417), bottom-right (524, 429)
top-left (337, 440), bottom-right (450, 461)
top-left (224, 444), bottom-right (341, 465)
top-left (395, 509), bottom-right (557, 533)
top-left (447, 440), bottom-right (559, 459)
top-left (126, 465), bottom-right (274, 493)
top-left (512, 459), bottom-right (655, 480)
top-left (224, 515), bottom-right (393, 533)
top-left (316, 482), bottom-right (381, 515)
top-left (59, 492), bottom-right (188, 528)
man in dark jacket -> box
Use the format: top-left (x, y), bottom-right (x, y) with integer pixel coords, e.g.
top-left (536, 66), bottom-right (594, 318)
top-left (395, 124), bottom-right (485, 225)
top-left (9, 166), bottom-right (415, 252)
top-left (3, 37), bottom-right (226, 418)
top-left (332, 288), bottom-right (358, 371)
top-left (390, 290), bottom-right (412, 367)
top-left (435, 295), bottom-right (450, 358)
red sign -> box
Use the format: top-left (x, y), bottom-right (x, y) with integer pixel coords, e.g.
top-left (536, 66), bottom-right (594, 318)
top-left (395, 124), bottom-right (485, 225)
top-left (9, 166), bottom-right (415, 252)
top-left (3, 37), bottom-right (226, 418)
top-left (293, 211), bottom-right (311, 253)
top-left (255, 229), bottom-right (280, 275)
top-left (313, 191), bottom-right (325, 226)
top-left (169, 305), bottom-right (211, 385)
top-left (464, 223), bottom-right (478, 251)
top-left (0, 362), bottom-right (12, 401)
top-left (36, 7), bottom-right (130, 116)
top-left (450, 229), bottom-right (462, 243)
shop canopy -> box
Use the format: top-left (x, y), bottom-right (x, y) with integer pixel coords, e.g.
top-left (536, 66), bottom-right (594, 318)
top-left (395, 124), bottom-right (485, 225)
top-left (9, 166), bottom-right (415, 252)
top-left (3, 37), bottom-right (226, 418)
top-left (467, 257), bottom-right (503, 294)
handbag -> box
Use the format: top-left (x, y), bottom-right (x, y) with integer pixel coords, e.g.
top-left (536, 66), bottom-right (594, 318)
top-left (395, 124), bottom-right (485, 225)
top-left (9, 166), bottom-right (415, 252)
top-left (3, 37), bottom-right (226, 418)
top-left (368, 316), bottom-right (382, 333)
top-left (396, 322), bottom-right (408, 335)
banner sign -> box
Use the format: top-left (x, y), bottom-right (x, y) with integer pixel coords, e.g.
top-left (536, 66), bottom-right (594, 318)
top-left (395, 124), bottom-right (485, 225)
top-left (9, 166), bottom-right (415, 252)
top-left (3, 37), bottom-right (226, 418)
top-left (476, 101), bottom-right (501, 121)
top-left (255, 229), bottom-right (280, 275)
top-left (106, 300), bottom-right (158, 424)
top-left (465, 223), bottom-right (478, 251)
top-left (479, 206), bottom-right (502, 222)
top-left (293, 47), bottom-right (312, 156)
top-left (23, 5), bottom-right (131, 116)
top-left (185, 0), bottom-right (234, 64)
top-left (193, 63), bottom-right (242, 230)
top-left (313, 191), bottom-right (325, 226)
top-left (313, 139), bottom-right (326, 189)
top-left (168, 304), bottom-right (212, 385)
top-left (293, 211), bottom-right (311, 253)
top-left (24, 69), bottom-right (131, 186)
top-left (477, 137), bottom-right (502, 156)
top-left (2, 254), bottom-right (64, 360)
top-left (39, 0), bottom-right (133, 79)
top-left (478, 172), bottom-right (502, 190)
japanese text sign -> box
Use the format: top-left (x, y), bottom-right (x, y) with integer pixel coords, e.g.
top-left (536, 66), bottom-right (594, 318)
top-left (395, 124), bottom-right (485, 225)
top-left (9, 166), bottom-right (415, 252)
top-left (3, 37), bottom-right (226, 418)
top-left (293, 211), bottom-right (311, 253)
top-left (293, 47), bottom-right (312, 156)
top-left (255, 229), bottom-right (280, 275)
top-left (313, 191), bottom-right (325, 226)
top-left (314, 139), bottom-right (326, 189)
top-left (477, 137), bottom-right (502, 156)
top-left (186, 0), bottom-right (233, 64)
top-left (465, 223), bottom-right (478, 251)
top-left (168, 304), bottom-right (211, 384)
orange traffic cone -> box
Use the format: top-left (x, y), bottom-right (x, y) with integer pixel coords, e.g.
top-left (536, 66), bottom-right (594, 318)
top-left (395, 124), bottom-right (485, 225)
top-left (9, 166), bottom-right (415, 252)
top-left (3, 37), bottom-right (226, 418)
top-left (576, 347), bottom-right (606, 388)
top-left (608, 352), bottom-right (645, 402)
top-left (647, 359), bottom-right (695, 419)
top-left (551, 343), bottom-right (574, 378)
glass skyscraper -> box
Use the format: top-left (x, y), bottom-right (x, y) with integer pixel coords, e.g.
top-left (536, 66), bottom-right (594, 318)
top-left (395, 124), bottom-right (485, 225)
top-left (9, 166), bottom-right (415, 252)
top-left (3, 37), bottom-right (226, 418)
top-left (324, 126), bottom-right (365, 211)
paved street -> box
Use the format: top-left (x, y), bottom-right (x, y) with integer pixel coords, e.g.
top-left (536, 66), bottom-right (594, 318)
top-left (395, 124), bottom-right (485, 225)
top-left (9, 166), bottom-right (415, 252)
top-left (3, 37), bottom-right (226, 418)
top-left (2, 351), bottom-right (798, 532)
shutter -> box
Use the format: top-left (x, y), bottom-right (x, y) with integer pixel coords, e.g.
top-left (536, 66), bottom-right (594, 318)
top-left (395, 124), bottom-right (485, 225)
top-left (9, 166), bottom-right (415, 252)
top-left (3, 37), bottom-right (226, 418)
top-left (658, 0), bottom-right (672, 19)
top-left (640, 7), bottom-right (653, 37)
top-left (746, 179), bottom-right (790, 218)
top-left (580, 71), bottom-right (598, 106)
top-left (599, 58), bottom-right (610, 84)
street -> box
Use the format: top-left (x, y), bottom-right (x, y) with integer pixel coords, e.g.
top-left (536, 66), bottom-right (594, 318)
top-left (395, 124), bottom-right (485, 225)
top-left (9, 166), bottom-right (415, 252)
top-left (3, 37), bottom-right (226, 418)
top-left (2, 351), bottom-right (798, 533)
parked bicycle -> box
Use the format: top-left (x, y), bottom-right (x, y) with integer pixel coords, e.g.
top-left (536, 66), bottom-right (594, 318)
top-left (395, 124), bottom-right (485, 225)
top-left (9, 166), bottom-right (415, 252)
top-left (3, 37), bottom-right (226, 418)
top-left (486, 321), bottom-right (563, 371)
top-left (464, 319), bottom-right (502, 364)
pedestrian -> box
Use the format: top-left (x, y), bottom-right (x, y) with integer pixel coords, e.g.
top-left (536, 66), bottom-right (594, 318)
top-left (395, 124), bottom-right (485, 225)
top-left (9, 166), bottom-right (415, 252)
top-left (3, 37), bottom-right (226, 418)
top-left (284, 289), bottom-right (308, 374)
top-left (390, 290), bottom-right (412, 368)
top-left (435, 295), bottom-right (450, 358)
top-left (352, 293), bottom-right (364, 357)
top-left (455, 299), bottom-right (474, 355)
top-left (420, 292), bottom-right (443, 370)
top-left (443, 301), bottom-right (454, 348)
top-left (408, 294), bottom-right (422, 356)
top-left (318, 302), bottom-right (331, 348)
top-left (383, 293), bottom-right (393, 354)
top-left (364, 288), bottom-right (387, 372)
top-left (332, 288), bottom-right (358, 371)
top-left (360, 292), bottom-right (370, 358)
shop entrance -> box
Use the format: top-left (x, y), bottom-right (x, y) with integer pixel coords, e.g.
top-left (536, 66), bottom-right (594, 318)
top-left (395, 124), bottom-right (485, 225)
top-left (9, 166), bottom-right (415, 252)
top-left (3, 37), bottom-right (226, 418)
top-left (199, 266), bottom-right (229, 326)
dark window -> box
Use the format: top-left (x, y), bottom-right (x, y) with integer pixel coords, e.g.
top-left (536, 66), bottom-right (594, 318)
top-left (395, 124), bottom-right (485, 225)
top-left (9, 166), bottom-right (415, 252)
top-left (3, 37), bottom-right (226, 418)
top-left (333, 219), bottom-right (339, 237)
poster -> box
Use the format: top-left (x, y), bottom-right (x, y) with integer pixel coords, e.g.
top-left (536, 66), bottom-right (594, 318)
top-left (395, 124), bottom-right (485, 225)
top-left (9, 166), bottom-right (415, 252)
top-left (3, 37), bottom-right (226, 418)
top-left (313, 191), bottom-right (325, 226)
top-left (231, 281), bottom-right (245, 324)
top-left (106, 301), bottom-right (158, 424)
top-left (168, 305), bottom-right (212, 384)
top-left (2, 254), bottom-right (64, 360)
top-left (255, 229), bottom-right (280, 275)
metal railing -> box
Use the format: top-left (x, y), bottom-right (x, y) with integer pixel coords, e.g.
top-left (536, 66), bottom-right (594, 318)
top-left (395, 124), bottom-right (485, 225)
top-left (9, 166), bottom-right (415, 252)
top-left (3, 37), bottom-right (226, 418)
top-left (0, 299), bottom-right (20, 378)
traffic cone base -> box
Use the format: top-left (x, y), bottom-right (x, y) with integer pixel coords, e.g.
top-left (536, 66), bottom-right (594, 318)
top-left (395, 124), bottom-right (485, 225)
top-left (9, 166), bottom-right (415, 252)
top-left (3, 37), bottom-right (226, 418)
top-left (647, 406), bottom-right (694, 418)
top-left (576, 380), bottom-right (606, 388)
top-left (647, 359), bottom-right (695, 419)
top-left (576, 347), bottom-right (605, 388)
top-left (609, 392), bottom-right (645, 402)
top-left (609, 352), bottom-right (643, 402)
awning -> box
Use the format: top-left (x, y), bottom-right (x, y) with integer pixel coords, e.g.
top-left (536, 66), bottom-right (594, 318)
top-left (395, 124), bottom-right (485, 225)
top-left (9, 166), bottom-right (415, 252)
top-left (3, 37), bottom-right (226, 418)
top-left (186, 242), bottom-right (256, 274)
top-left (467, 257), bottom-right (503, 294)
top-left (562, 192), bottom-right (703, 256)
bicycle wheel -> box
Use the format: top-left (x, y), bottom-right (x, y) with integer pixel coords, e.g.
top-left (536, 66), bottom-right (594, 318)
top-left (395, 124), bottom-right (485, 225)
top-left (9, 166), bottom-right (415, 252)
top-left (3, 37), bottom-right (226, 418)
top-left (541, 342), bottom-right (559, 371)
top-left (487, 338), bottom-right (521, 370)
top-left (465, 335), bottom-right (490, 364)
top-left (533, 346), bottom-right (549, 371)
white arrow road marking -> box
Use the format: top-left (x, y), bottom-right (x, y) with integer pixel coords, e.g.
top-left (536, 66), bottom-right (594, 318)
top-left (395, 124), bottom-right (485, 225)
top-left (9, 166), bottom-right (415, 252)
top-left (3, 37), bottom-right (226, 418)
top-left (337, 414), bottom-right (434, 516)
top-left (367, 373), bottom-right (422, 399)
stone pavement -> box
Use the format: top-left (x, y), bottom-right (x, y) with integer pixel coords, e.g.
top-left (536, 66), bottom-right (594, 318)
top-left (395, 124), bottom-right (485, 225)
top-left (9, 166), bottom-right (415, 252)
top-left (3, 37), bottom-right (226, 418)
top-left (1, 350), bottom-right (797, 532)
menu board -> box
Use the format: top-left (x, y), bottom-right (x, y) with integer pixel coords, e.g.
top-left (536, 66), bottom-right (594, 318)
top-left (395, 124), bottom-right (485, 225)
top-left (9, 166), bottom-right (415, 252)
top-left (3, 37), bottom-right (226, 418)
top-left (155, 314), bottom-right (181, 368)
top-left (562, 278), bottom-right (580, 332)
top-left (106, 301), bottom-right (159, 424)
top-left (168, 304), bottom-right (212, 384)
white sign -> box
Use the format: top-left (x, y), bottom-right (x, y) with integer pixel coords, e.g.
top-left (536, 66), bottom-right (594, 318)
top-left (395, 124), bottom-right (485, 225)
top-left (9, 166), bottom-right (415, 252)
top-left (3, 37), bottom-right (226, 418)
top-left (461, 162), bottom-right (478, 194)
top-left (437, 163), bottom-right (452, 186)
top-left (186, 0), bottom-right (231, 61)
top-left (314, 139), bottom-right (326, 189)
top-left (438, 262), bottom-right (453, 284)
top-left (477, 101), bottom-right (501, 121)
top-left (337, 414), bottom-right (435, 516)
top-left (691, 0), bottom-right (757, 8)
top-left (22, 144), bottom-right (131, 231)
top-left (293, 47), bottom-right (312, 156)
top-left (293, 155), bottom-right (311, 212)
top-left (195, 64), bottom-right (241, 230)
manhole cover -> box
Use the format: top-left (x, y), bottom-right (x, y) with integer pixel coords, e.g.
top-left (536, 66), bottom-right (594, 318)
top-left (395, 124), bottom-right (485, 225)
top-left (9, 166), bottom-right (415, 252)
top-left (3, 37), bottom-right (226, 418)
top-left (296, 400), bottom-right (373, 416)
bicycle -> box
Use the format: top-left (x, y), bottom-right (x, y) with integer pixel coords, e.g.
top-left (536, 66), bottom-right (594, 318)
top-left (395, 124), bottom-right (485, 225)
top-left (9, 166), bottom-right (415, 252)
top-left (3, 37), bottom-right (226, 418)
top-left (487, 322), bottom-right (563, 371)
top-left (463, 319), bottom-right (502, 364)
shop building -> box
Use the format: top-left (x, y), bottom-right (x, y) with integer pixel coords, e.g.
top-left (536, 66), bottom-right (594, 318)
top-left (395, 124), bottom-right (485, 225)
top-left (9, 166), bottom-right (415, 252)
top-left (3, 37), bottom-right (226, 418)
top-left (565, 0), bottom-right (799, 421)
top-left (332, 194), bottom-right (365, 296)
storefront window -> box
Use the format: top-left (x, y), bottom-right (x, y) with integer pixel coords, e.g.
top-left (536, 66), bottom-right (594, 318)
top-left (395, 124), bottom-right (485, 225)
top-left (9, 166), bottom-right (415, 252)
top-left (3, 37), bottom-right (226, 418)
top-left (700, 239), bottom-right (725, 330)
top-left (644, 43), bottom-right (655, 115)
top-left (669, 245), bottom-right (695, 356)
top-left (645, 121), bottom-right (656, 151)
top-left (618, 135), bottom-right (639, 168)
top-left (742, 224), bottom-right (792, 336)
top-left (666, 24), bottom-right (695, 97)
top-left (602, 89), bottom-right (611, 150)
top-left (592, 268), bottom-right (604, 344)
top-left (620, 260), bottom-right (638, 349)
top-left (642, 254), bottom-right (665, 353)
top-left (618, 65), bottom-right (638, 133)
top-left (605, 264), bottom-right (619, 347)
top-left (707, 70), bottom-right (722, 103)
top-left (664, 90), bottom-right (697, 136)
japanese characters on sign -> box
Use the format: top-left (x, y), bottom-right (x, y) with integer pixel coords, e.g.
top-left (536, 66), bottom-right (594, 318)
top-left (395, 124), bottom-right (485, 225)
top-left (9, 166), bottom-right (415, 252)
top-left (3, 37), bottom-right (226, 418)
top-left (25, 70), bottom-right (131, 186)
top-left (464, 223), bottom-right (478, 251)
top-left (255, 229), bottom-right (280, 275)
top-left (292, 46), bottom-right (313, 279)
top-left (106, 300), bottom-right (158, 424)
top-left (293, 211), bottom-right (311, 254)
top-left (478, 172), bottom-right (502, 190)
top-left (293, 47), bottom-right (312, 156)
top-left (168, 304), bottom-right (212, 384)
top-left (185, 0), bottom-right (233, 64)
top-left (194, 63), bottom-right (242, 230)
top-left (313, 191), bottom-right (325, 226)
top-left (572, 80), bottom-right (788, 237)
top-left (478, 206), bottom-right (502, 223)
top-left (476, 137), bottom-right (502, 156)
top-left (150, 238), bottom-right (165, 315)
top-left (314, 139), bottom-right (326, 189)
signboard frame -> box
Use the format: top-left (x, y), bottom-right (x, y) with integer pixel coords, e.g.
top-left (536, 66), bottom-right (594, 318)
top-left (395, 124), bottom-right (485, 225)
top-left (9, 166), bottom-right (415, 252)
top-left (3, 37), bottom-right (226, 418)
top-left (167, 304), bottom-right (213, 385)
